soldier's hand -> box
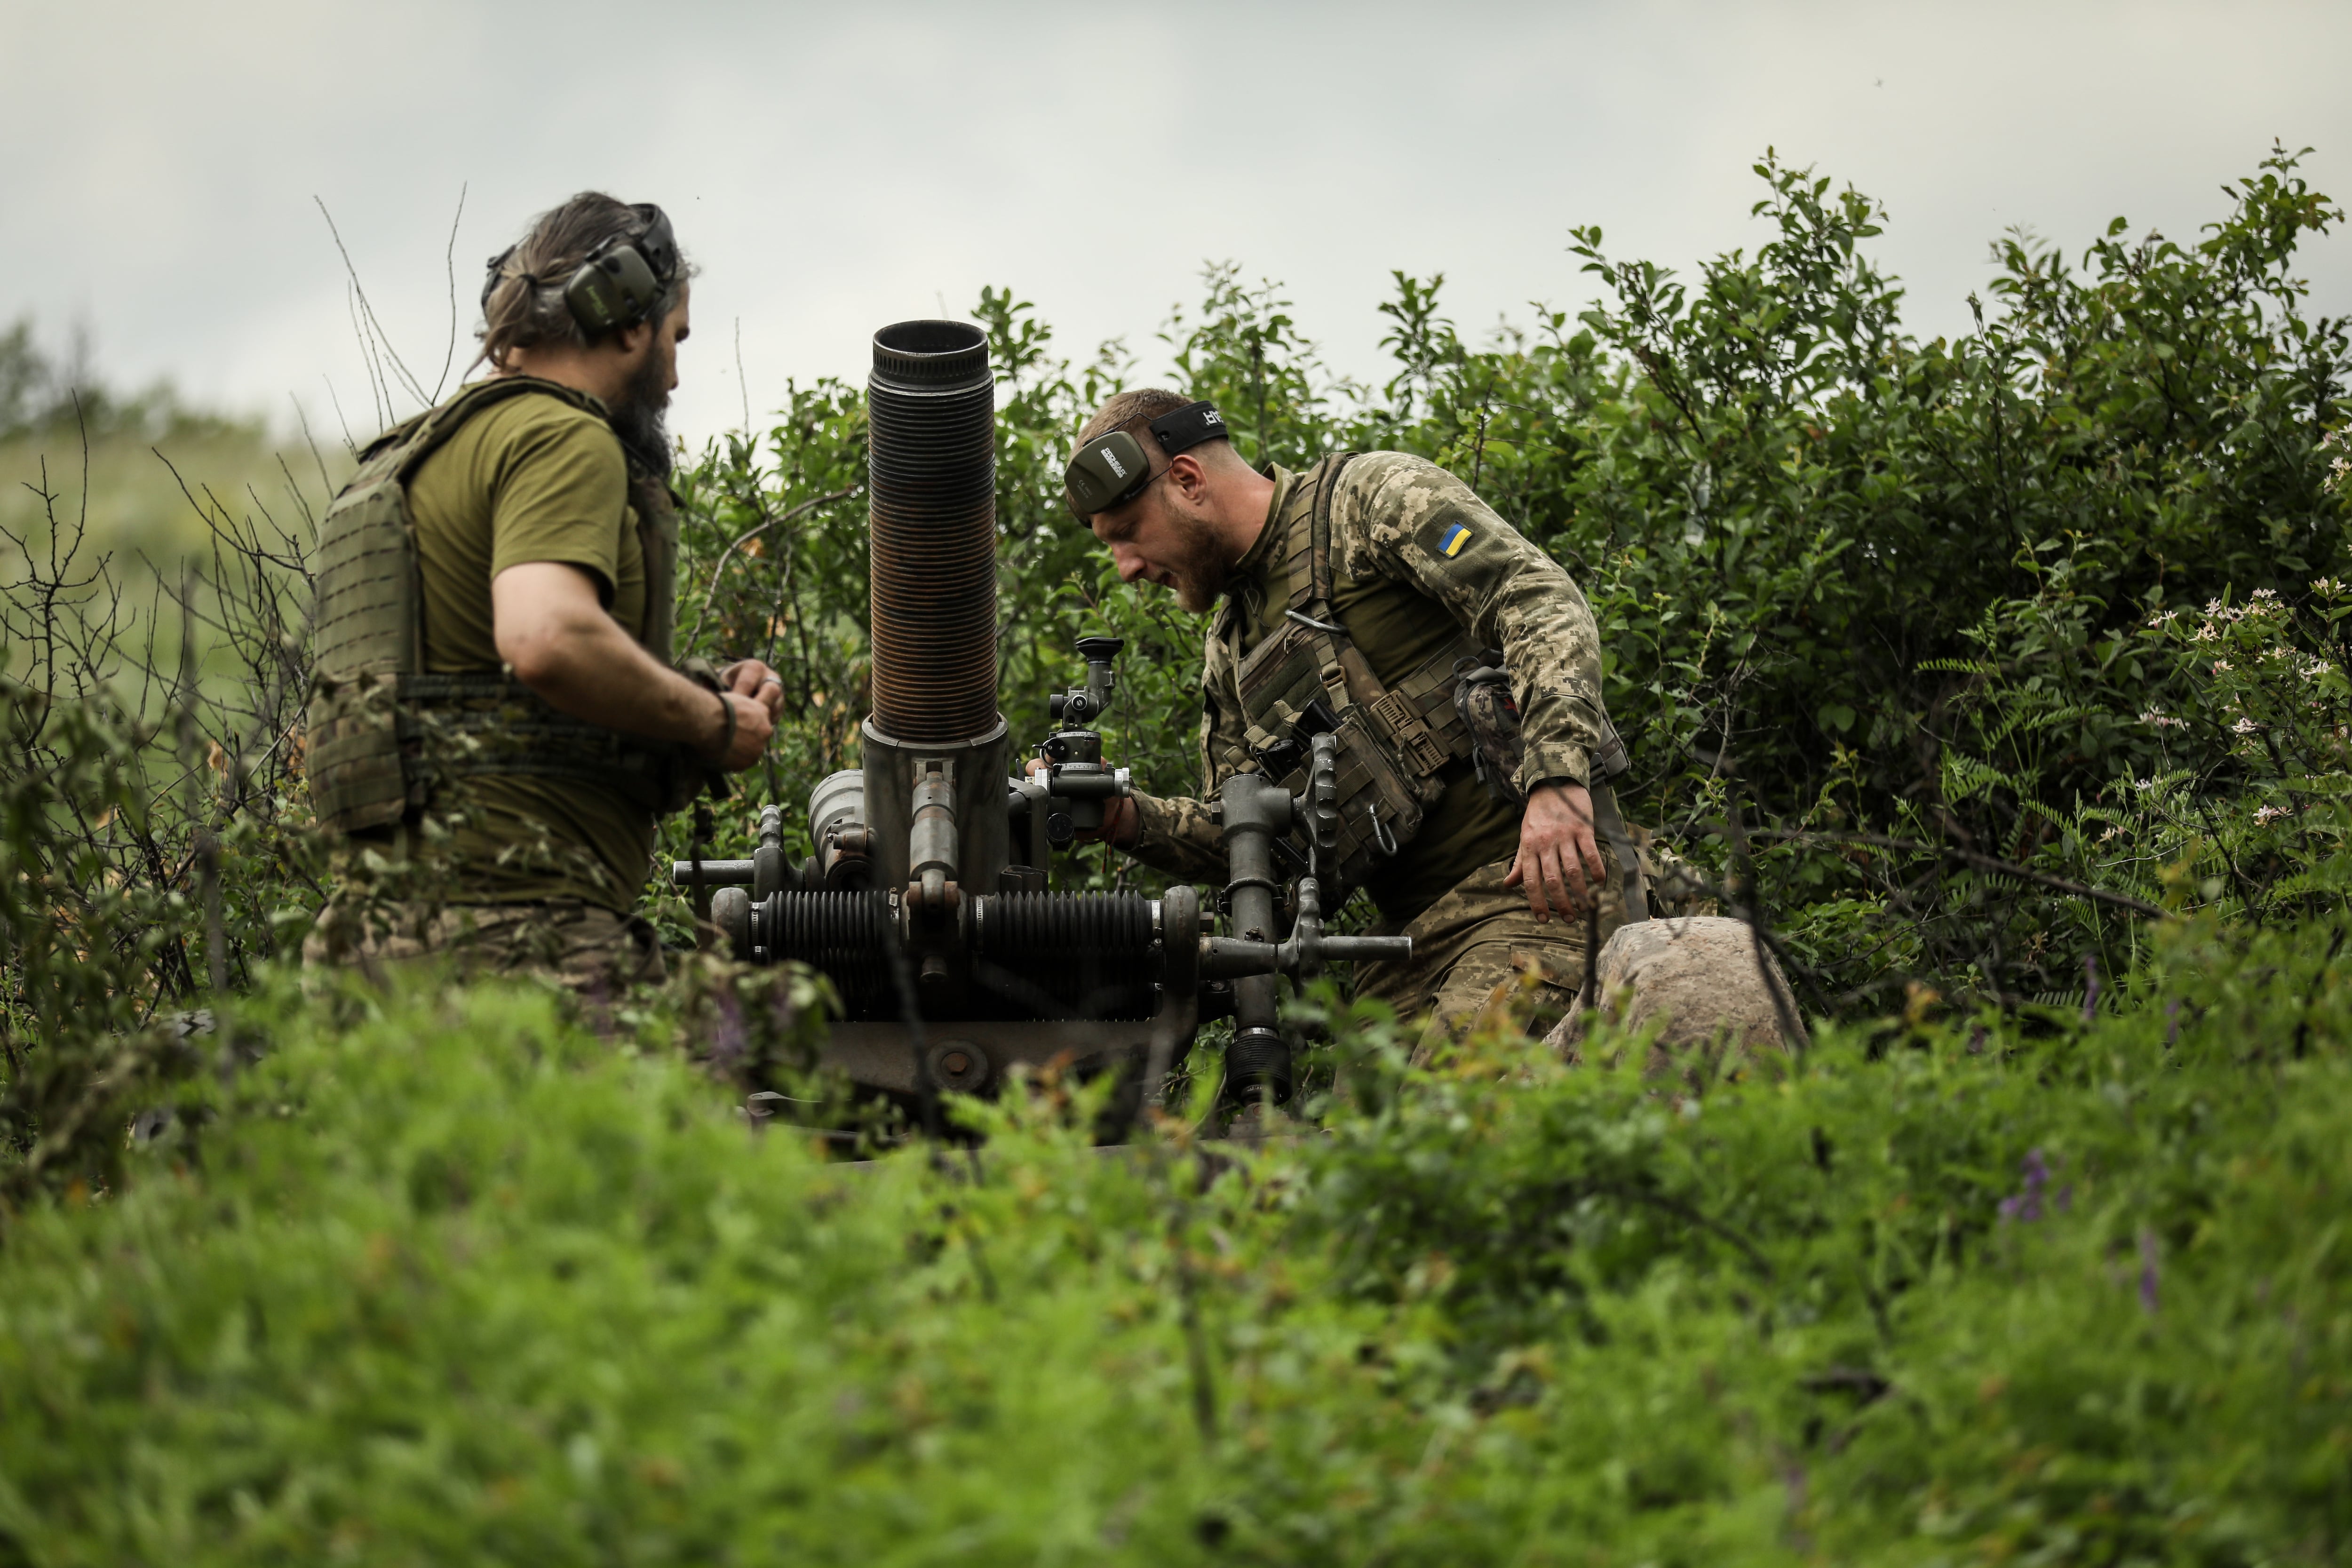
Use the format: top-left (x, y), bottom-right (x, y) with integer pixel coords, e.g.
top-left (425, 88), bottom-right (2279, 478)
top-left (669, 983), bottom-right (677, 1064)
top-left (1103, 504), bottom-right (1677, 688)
top-left (719, 658), bottom-right (787, 721)
top-left (1507, 780), bottom-right (1607, 923)
top-left (705, 689), bottom-right (774, 772)
top-left (1020, 758), bottom-right (1140, 847)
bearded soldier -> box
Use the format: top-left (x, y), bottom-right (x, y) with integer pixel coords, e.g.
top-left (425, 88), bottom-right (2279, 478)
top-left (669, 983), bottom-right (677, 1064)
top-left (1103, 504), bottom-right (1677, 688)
top-left (1061, 390), bottom-right (1660, 1046)
top-left (302, 192), bottom-right (780, 988)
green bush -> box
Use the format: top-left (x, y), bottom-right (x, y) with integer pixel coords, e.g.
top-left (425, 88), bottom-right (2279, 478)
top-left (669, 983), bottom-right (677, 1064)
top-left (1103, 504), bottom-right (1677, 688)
top-left (0, 917), bottom-right (2347, 1562)
top-left (663, 147), bottom-right (2352, 1007)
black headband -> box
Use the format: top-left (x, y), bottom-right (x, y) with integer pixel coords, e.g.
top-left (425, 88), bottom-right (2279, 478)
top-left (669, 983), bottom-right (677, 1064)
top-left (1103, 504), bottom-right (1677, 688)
top-left (1143, 400), bottom-right (1228, 457)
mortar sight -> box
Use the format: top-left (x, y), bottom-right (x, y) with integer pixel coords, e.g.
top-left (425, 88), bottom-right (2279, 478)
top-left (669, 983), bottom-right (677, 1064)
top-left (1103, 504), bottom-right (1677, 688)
top-left (1048, 636), bottom-right (1122, 727)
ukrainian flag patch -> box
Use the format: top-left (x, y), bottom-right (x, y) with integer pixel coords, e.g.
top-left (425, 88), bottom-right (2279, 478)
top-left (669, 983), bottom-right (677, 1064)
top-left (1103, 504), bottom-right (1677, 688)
top-left (1439, 522), bottom-right (1472, 557)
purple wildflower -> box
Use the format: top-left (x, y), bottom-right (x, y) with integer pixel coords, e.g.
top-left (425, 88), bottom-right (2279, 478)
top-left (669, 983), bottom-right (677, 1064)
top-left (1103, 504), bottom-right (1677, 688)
top-left (2082, 955), bottom-right (2099, 1022)
top-left (2138, 1228), bottom-right (2161, 1316)
top-left (2000, 1147), bottom-right (2050, 1223)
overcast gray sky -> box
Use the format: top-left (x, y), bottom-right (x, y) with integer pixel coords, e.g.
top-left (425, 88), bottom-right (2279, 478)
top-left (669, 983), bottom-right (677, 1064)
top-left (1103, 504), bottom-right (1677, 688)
top-left (7, 0), bottom-right (2350, 448)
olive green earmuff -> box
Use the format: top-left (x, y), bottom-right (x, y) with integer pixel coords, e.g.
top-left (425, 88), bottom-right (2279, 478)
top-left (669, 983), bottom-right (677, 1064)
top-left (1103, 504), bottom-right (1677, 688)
top-left (1064, 400), bottom-right (1230, 521)
top-left (1065, 428), bottom-right (1154, 517)
top-left (482, 202), bottom-right (681, 338)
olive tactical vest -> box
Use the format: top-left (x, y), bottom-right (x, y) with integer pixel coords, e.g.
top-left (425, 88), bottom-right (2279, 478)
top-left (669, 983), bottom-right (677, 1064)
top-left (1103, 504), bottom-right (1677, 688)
top-left (305, 377), bottom-right (716, 836)
top-left (1228, 454), bottom-right (1486, 895)
top-left (1229, 454), bottom-right (1649, 918)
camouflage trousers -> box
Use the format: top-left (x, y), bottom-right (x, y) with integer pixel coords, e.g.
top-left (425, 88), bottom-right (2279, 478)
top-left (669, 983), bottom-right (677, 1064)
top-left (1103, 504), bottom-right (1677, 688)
top-left (1353, 853), bottom-right (1634, 1061)
top-left (301, 896), bottom-right (669, 994)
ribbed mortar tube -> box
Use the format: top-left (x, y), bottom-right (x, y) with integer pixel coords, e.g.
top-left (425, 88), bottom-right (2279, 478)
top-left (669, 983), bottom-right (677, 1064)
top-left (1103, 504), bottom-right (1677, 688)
top-left (867, 320), bottom-right (997, 744)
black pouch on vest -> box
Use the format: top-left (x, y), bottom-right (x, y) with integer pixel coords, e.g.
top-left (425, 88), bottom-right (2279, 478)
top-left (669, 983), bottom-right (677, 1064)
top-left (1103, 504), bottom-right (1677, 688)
top-left (1452, 647), bottom-right (1526, 806)
top-left (1267, 702), bottom-right (1425, 897)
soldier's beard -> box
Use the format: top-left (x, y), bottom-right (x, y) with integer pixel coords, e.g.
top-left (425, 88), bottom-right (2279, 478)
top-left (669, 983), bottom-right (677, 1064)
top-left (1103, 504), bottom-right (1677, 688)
top-left (1160, 511), bottom-right (1234, 615)
top-left (609, 347), bottom-right (673, 478)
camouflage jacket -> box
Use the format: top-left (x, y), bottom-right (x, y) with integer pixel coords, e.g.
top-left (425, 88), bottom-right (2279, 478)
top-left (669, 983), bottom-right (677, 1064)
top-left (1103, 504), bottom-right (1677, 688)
top-left (1128, 452), bottom-right (1607, 883)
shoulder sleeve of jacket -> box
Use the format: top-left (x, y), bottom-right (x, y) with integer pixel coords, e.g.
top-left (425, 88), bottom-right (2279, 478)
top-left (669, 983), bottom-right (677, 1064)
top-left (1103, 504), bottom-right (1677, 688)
top-left (483, 394), bottom-right (631, 605)
top-left (1330, 451), bottom-right (1607, 793)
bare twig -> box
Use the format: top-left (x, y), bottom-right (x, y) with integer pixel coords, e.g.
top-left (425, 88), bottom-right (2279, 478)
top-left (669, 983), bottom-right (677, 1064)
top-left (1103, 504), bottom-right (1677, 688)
top-left (318, 374), bottom-right (358, 457)
top-left (436, 182), bottom-right (468, 403)
top-left (344, 284), bottom-right (386, 432)
top-left (735, 317), bottom-right (751, 437)
top-left (315, 196), bottom-right (428, 408)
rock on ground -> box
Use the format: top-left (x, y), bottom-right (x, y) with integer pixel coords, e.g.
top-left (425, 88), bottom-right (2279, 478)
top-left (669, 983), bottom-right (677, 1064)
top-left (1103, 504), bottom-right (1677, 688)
top-left (1542, 915), bottom-right (1808, 1067)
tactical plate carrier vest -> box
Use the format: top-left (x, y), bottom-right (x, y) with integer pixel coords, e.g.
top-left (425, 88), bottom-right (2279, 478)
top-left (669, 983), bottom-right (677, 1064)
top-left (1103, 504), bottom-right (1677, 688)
top-left (1229, 454), bottom-right (1648, 917)
top-left (305, 377), bottom-right (718, 836)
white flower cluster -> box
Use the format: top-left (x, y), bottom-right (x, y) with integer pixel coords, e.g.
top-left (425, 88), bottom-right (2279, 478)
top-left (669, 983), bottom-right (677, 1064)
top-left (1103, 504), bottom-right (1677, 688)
top-left (2138, 709), bottom-right (2187, 729)
top-left (2193, 590), bottom-right (2282, 629)
top-left (2254, 804), bottom-right (2294, 825)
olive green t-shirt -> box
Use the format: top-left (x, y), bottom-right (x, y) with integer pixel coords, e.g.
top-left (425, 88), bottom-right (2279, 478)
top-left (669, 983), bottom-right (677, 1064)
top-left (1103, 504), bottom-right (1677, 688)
top-left (1231, 475), bottom-right (1522, 925)
top-left (398, 385), bottom-right (655, 911)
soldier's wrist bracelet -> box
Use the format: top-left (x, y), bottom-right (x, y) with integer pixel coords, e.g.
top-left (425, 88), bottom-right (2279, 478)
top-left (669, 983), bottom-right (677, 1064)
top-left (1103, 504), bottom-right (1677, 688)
top-left (709, 690), bottom-right (736, 759)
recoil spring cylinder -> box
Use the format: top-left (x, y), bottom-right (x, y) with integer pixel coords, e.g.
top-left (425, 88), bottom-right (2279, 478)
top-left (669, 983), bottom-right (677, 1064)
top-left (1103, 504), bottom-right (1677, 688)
top-left (975, 892), bottom-right (1156, 957)
top-left (750, 891), bottom-right (893, 1006)
top-left (972, 892), bottom-right (1160, 1021)
top-left (867, 321), bottom-right (997, 744)
top-left (749, 890), bottom-right (1165, 1022)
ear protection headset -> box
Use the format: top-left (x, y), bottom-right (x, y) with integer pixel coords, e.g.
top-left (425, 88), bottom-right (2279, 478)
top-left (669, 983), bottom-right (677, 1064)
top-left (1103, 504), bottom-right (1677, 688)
top-left (481, 202), bottom-right (681, 337)
top-left (1064, 401), bottom-right (1230, 519)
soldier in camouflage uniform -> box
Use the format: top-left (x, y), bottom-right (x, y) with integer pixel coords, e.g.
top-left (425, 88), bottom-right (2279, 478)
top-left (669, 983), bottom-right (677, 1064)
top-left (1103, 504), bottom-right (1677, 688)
top-left (302, 193), bottom-right (781, 993)
top-left (1061, 389), bottom-right (1662, 1051)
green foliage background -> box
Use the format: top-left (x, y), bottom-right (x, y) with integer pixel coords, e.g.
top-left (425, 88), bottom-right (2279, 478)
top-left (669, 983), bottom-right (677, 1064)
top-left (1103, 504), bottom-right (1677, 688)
top-left (3, 148), bottom-right (2352, 1561)
top-left (665, 146), bottom-right (2352, 1011)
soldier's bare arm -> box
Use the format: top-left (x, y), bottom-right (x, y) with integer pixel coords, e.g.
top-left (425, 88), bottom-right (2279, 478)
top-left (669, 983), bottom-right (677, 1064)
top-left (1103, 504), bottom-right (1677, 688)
top-left (493, 561), bottom-right (773, 770)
